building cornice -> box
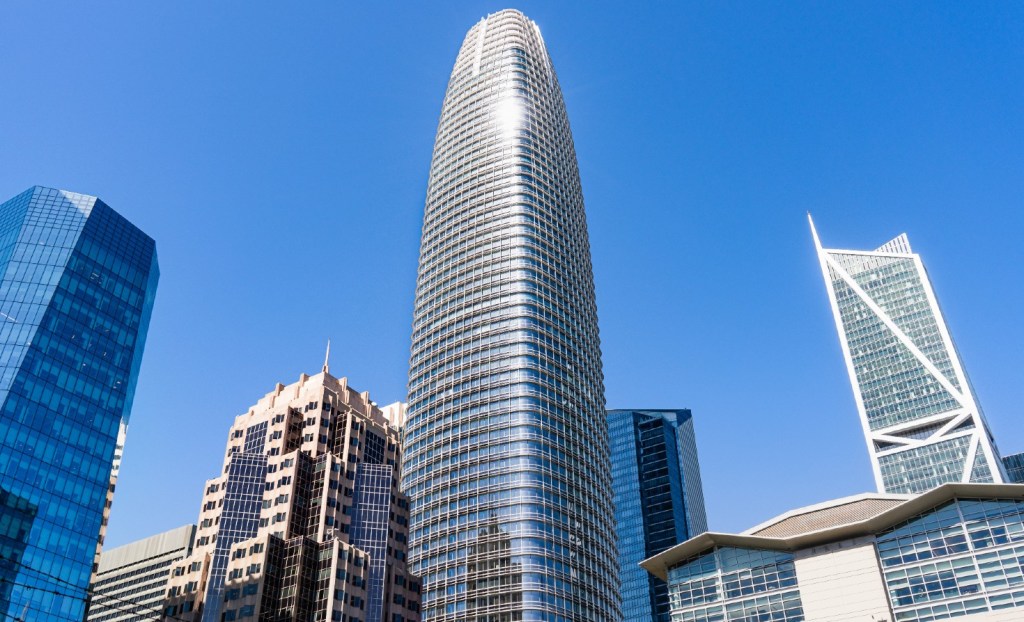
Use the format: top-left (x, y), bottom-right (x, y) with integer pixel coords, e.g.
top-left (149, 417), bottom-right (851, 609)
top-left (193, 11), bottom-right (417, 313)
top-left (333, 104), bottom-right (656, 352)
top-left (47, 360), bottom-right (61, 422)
top-left (641, 483), bottom-right (1024, 581)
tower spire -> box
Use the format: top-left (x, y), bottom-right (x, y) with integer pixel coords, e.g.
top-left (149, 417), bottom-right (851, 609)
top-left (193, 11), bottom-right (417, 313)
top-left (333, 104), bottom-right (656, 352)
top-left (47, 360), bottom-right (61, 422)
top-left (808, 212), bottom-right (823, 250)
top-left (322, 339), bottom-right (330, 375)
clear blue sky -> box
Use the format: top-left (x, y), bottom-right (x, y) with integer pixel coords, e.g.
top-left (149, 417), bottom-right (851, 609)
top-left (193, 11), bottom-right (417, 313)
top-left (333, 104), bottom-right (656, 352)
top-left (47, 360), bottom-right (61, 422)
top-left (1, 2), bottom-right (1022, 546)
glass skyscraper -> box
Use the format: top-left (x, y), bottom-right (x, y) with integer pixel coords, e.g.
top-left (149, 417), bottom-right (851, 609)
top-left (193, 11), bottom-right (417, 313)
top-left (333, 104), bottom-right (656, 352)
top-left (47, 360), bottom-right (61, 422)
top-left (1003, 453), bottom-right (1024, 484)
top-left (810, 216), bottom-right (1005, 494)
top-left (608, 409), bottom-right (707, 622)
top-left (0, 186), bottom-right (159, 621)
top-left (403, 9), bottom-right (619, 621)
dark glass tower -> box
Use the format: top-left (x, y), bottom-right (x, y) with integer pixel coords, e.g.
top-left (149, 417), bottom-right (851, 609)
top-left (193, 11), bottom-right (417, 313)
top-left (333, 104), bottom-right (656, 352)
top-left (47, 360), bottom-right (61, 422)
top-left (608, 409), bottom-right (707, 622)
top-left (403, 9), bottom-right (619, 622)
top-left (0, 186), bottom-right (158, 621)
top-left (1003, 453), bottom-right (1024, 484)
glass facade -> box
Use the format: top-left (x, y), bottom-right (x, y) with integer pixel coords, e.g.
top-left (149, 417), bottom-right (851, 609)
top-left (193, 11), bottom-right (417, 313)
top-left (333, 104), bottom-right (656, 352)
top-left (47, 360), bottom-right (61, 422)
top-left (665, 548), bottom-right (803, 622)
top-left (877, 497), bottom-right (1024, 620)
top-left (0, 186), bottom-right (158, 621)
top-left (609, 409), bottom-right (707, 622)
top-left (1002, 453), bottom-right (1024, 484)
top-left (403, 9), bottom-right (618, 622)
top-left (351, 463), bottom-right (394, 622)
top-left (812, 224), bottom-right (1004, 494)
top-left (199, 452), bottom-right (267, 622)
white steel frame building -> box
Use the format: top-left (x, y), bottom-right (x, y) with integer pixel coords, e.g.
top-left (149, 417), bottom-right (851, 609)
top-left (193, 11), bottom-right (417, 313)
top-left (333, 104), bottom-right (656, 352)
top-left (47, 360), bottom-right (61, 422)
top-left (809, 216), bottom-right (1005, 494)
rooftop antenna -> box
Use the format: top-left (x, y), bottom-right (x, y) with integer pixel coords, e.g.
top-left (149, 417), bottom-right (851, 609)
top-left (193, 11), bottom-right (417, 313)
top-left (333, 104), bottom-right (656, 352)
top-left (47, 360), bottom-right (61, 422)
top-left (322, 339), bottom-right (331, 375)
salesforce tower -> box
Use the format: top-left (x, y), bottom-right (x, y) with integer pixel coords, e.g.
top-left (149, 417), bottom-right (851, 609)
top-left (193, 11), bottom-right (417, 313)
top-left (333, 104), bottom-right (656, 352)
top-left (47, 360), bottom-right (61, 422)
top-left (402, 9), bottom-right (619, 622)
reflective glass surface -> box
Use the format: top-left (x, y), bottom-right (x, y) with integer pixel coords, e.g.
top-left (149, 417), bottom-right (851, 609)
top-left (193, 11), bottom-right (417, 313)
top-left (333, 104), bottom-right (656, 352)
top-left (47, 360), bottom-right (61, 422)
top-left (665, 547), bottom-right (803, 622)
top-left (609, 409), bottom-right (707, 622)
top-left (1002, 453), bottom-right (1024, 484)
top-left (351, 463), bottom-right (393, 622)
top-left (877, 436), bottom-right (975, 495)
top-left (827, 258), bottom-right (961, 431)
top-left (0, 187), bottom-right (158, 621)
top-left (877, 497), bottom-right (1024, 620)
top-left (819, 235), bottom-right (1003, 494)
top-left (403, 9), bottom-right (618, 621)
top-left (200, 450), bottom-right (267, 622)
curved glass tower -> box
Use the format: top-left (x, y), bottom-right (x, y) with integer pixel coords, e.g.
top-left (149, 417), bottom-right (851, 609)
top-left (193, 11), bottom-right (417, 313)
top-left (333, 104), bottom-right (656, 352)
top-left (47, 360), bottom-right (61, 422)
top-left (403, 9), bottom-right (619, 622)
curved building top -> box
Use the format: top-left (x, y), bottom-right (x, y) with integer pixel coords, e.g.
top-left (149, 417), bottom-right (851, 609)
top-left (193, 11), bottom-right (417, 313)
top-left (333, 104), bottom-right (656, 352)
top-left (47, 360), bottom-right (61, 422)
top-left (403, 9), bottom-right (618, 622)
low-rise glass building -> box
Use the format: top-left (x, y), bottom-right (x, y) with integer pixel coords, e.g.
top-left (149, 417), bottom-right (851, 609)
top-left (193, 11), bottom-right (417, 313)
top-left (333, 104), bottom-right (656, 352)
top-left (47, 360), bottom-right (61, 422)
top-left (642, 484), bottom-right (1024, 622)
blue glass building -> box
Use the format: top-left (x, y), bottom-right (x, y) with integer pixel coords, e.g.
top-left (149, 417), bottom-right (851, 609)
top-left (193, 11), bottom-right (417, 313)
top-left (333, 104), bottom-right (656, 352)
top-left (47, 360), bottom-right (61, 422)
top-left (1003, 453), bottom-right (1024, 484)
top-left (608, 409), bottom-right (707, 622)
top-left (351, 463), bottom-right (394, 622)
top-left (643, 484), bottom-right (1024, 621)
top-left (0, 186), bottom-right (158, 621)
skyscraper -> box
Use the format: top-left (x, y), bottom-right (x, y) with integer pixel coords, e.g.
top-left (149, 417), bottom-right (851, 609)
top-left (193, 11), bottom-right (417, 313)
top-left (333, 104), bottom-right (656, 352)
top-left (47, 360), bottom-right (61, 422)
top-left (1002, 452), bottom-right (1024, 484)
top-left (608, 409), bottom-right (707, 622)
top-left (0, 186), bottom-right (159, 622)
top-left (810, 217), bottom-right (1005, 494)
top-left (161, 367), bottom-right (421, 622)
top-left (403, 10), bottom-right (619, 621)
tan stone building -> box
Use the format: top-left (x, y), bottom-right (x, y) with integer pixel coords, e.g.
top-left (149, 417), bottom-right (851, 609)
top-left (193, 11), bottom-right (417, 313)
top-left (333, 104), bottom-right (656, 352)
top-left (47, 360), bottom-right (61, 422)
top-left (88, 524), bottom-right (195, 622)
top-left (642, 484), bottom-right (1024, 622)
top-left (161, 366), bottom-right (420, 622)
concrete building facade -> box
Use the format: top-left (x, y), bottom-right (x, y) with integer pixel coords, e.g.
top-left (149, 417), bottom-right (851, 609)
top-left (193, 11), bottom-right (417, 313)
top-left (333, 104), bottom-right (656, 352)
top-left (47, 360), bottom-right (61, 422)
top-left (87, 525), bottom-right (195, 622)
top-left (642, 484), bottom-right (1024, 622)
top-left (160, 367), bottom-right (420, 622)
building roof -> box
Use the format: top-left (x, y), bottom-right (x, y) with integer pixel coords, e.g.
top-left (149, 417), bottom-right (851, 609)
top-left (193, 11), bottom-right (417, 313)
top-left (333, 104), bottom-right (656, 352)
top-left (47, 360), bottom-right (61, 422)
top-left (744, 493), bottom-right (908, 538)
top-left (641, 483), bottom-right (1024, 581)
top-left (97, 524), bottom-right (196, 574)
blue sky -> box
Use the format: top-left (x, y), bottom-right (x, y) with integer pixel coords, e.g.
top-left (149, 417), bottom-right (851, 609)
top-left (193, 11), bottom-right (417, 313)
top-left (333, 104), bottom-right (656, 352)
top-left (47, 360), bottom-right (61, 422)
top-left (1, 2), bottom-right (1022, 546)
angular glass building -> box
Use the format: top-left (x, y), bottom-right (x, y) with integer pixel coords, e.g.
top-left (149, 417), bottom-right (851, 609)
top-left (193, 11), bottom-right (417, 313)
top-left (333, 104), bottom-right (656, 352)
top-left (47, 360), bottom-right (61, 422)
top-left (402, 9), bottom-right (619, 621)
top-left (0, 186), bottom-right (159, 621)
top-left (810, 217), bottom-right (1005, 494)
top-left (608, 409), bottom-right (707, 622)
top-left (1002, 453), bottom-right (1024, 484)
